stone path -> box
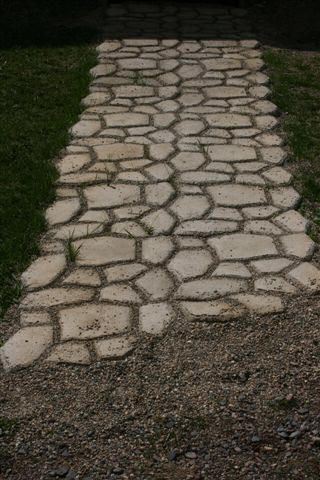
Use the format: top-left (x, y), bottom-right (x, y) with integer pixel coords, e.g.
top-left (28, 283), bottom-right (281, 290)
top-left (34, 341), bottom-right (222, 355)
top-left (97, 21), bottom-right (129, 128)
top-left (2, 2), bottom-right (320, 371)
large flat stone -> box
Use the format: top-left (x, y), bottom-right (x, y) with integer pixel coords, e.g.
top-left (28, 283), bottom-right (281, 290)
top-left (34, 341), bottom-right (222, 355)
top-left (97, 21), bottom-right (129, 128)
top-left (0, 326), bottom-right (53, 371)
top-left (104, 113), bottom-right (149, 127)
top-left (287, 262), bottom-right (320, 290)
top-left (176, 278), bottom-right (247, 300)
top-left (46, 199), bottom-right (80, 226)
top-left (75, 236), bottom-right (135, 266)
top-left (208, 145), bottom-right (256, 162)
top-left (206, 114), bottom-right (252, 128)
top-left (93, 143), bottom-right (144, 160)
top-left (21, 254), bottom-right (66, 290)
top-left (207, 185), bottom-right (266, 206)
top-left (231, 294), bottom-right (284, 315)
top-left (139, 302), bottom-right (174, 334)
top-left (59, 303), bottom-right (130, 340)
top-left (209, 234), bottom-right (278, 260)
top-left (21, 288), bottom-right (94, 309)
top-left (180, 301), bottom-right (245, 321)
top-left (175, 220), bottom-right (238, 236)
top-left (84, 184), bottom-right (140, 208)
top-left (168, 249), bottom-right (212, 279)
top-left (95, 335), bottom-right (135, 359)
top-left (135, 268), bottom-right (173, 300)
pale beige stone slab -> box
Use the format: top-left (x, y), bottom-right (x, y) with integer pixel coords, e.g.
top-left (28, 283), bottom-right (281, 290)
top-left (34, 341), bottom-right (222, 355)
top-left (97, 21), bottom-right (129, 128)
top-left (251, 258), bottom-right (293, 274)
top-left (93, 143), bottom-right (144, 160)
top-left (21, 254), bottom-right (66, 290)
top-left (149, 143), bottom-right (175, 161)
top-left (287, 262), bottom-right (320, 290)
top-left (111, 221), bottom-right (147, 237)
top-left (180, 172), bottom-right (230, 184)
top-left (205, 87), bottom-right (247, 98)
top-left (174, 120), bottom-right (205, 135)
top-left (70, 120), bottom-right (101, 137)
top-left (244, 220), bottom-right (282, 235)
top-left (57, 153), bottom-right (91, 175)
top-left (208, 145), bottom-right (256, 162)
top-left (171, 152), bottom-right (206, 171)
top-left (280, 234), bottom-right (315, 259)
top-left (75, 236), bottom-right (135, 266)
top-left (175, 220), bottom-right (238, 236)
top-left (118, 58), bottom-right (156, 70)
top-left (46, 198), bottom-right (80, 226)
top-left (95, 335), bottom-right (135, 359)
top-left (170, 195), bottom-right (210, 220)
top-left (142, 237), bottom-right (174, 264)
top-left (212, 262), bottom-right (252, 278)
top-left (139, 302), bottom-right (174, 334)
top-left (100, 284), bottom-right (142, 304)
top-left (176, 278), bottom-right (247, 300)
top-left (104, 113), bottom-right (149, 127)
top-left (84, 184), bottom-right (140, 209)
top-left (209, 234), bottom-right (277, 260)
top-left (20, 311), bottom-right (51, 326)
top-left (203, 58), bottom-right (242, 70)
top-left (54, 223), bottom-right (103, 240)
top-left (207, 185), bottom-right (266, 206)
top-left (231, 294), bottom-right (284, 314)
top-left (135, 268), bottom-right (173, 300)
top-left (59, 303), bottom-right (130, 340)
top-left (208, 207), bottom-right (243, 221)
top-left (242, 205), bottom-right (279, 219)
top-left (141, 209), bottom-right (175, 234)
top-left (262, 167), bottom-right (292, 185)
top-left (206, 114), bottom-right (251, 128)
top-left (63, 268), bottom-right (101, 287)
top-left (145, 182), bottom-right (174, 206)
top-left (105, 263), bottom-right (147, 283)
top-left (114, 205), bottom-right (150, 220)
top-left (113, 86), bottom-right (155, 98)
top-left (0, 326), bottom-right (53, 371)
top-left (21, 288), bottom-right (94, 309)
top-left (168, 249), bottom-right (212, 280)
top-left (46, 342), bottom-right (91, 365)
top-left (274, 210), bottom-right (309, 233)
top-left (255, 276), bottom-right (297, 294)
top-left (180, 300), bottom-right (245, 320)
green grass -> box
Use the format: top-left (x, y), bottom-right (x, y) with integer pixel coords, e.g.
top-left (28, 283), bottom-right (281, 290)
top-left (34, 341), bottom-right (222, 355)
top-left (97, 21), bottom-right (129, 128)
top-left (265, 50), bottom-right (320, 230)
top-left (0, 45), bottom-right (96, 319)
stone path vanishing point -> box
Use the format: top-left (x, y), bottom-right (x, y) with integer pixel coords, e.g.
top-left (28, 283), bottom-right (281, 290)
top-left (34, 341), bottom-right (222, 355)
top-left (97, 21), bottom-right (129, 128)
top-left (2, 2), bottom-right (320, 371)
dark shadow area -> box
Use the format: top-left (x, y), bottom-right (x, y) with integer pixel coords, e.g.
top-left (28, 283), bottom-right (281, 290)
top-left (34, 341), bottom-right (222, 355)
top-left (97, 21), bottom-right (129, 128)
top-left (247, 0), bottom-right (320, 51)
top-left (1, 0), bottom-right (319, 50)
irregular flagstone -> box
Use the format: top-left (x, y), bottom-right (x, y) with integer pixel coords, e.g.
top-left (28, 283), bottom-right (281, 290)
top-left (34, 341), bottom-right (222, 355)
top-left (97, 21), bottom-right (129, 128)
top-left (274, 210), bottom-right (309, 233)
top-left (170, 195), bottom-right (210, 220)
top-left (206, 114), bottom-right (252, 127)
top-left (208, 145), bottom-right (256, 162)
top-left (63, 268), bottom-right (101, 287)
top-left (95, 335), bottom-right (136, 359)
top-left (21, 288), bottom-right (94, 309)
top-left (100, 284), bottom-right (142, 304)
top-left (46, 342), bottom-right (91, 365)
top-left (287, 262), bottom-right (320, 291)
top-left (145, 182), bottom-right (174, 206)
top-left (20, 311), bottom-right (51, 326)
top-left (251, 258), bottom-right (293, 274)
top-left (105, 263), bottom-right (147, 283)
top-left (170, 152), bottom-right (206, 171)
top-left (176, 278), bottom-right (247, 300)
top-left (175, 220), bottom-right (238, 236)
top-left (280, 233), bottom-right (315, 259)
top-left (231, 294), bottom-right (284, 314)
top-left (212, 262), bottom-right (252, 278)
top-left (207, 184), bottom-right (266, 206)
top-left (46, 198), bottom-right (80, 226)
top-left (139, 302), bottom-right (174, 334)
top-left (75, 236), bottom-right (136, 266)
top-left (168, 249), bottom-right (212, 280)
top-left (141, 209), bottom-right (175, 234)
top-left (59, 304), bottom-right (130, 340)
top-left (21, 254), bottom-right (66, 290)
top-left (209, 234), bottom-right (278, 260)
top-left (0, 326), bottom-right (53, 371)
top-left (255, 276), bottom-right (297, 294)
top-left (135, 268), bottom-right (173, 300)
top-left (142, 236), bottom-right (174, 264)
top-left (84, 184), bottom-right (140, 208)
top-left (180, 301), bottom-right (246, 321)
top-left (93, 143), bottom-right (144, 160)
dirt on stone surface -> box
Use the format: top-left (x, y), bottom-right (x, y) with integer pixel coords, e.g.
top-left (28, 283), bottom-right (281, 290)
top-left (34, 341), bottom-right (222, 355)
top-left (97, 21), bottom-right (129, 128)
top-left (1, 293), bottom-right (320, 480)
